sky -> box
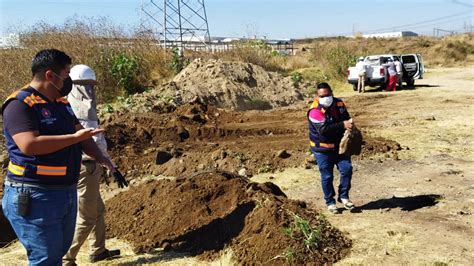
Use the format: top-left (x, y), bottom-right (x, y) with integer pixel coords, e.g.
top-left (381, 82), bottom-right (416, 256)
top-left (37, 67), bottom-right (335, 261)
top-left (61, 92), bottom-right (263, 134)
top-left (0, 0), bottom-right (473, 38)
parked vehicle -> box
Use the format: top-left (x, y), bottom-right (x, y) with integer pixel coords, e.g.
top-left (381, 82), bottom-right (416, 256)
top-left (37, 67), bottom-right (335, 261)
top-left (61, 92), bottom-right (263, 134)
top-left (347, 54), bottom-right (424, 90)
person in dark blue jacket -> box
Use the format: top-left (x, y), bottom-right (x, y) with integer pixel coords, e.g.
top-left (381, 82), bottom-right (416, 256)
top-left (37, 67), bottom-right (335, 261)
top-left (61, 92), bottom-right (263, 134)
top-left (307, 82), bottom-right (355, 214)
top-left (1, 49), bottom-right (115, 265)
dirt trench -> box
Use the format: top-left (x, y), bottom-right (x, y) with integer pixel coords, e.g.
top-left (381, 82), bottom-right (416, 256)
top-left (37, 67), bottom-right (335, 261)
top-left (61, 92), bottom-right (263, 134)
top-left (102, 99), bottom-right (403, 181)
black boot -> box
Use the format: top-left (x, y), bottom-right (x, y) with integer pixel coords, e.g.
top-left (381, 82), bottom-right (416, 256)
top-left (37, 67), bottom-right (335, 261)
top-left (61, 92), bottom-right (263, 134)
top-left (89, 249), bottom-right (121, 263)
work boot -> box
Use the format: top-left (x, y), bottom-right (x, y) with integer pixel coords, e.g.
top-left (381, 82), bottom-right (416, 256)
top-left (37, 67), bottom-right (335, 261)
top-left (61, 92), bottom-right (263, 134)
top-left (340, 198), bottom-right (355, 210)
top-left (327, 204), bottom-right (339, 214)
top-left (89, 249), bottom-right (121, 263)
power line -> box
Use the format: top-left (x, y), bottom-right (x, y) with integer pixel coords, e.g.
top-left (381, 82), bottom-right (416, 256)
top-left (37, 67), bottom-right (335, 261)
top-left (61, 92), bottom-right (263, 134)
top-left (364, 11), bottom-right (472, 34)
top-left (406, 16), bottom-right (472, 30)
top-left (339, 11), bottom-right (472, 36)
top-left (450, 0), bottom-right (474, 8)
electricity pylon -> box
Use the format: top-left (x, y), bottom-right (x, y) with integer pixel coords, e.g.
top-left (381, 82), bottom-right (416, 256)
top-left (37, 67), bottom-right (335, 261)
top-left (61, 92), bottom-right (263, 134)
top-left (140, 0), bottom-right (211, 50)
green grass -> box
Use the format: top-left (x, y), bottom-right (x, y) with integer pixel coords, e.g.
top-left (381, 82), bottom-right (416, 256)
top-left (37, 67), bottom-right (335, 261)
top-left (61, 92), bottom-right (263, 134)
top-left (283, 211), bottom-right (325, 253)
top-left (293, 213), bottom-right (323, 250)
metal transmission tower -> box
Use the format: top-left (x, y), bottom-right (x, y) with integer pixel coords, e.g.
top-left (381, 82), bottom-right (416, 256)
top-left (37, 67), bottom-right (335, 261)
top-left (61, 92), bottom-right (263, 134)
top-left (140, 0), bottom-right (211, 51)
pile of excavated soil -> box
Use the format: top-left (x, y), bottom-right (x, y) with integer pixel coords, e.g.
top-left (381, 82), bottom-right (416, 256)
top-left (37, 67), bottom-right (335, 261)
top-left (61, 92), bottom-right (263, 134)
top-left (359, 136), bottom-right (402, 158)
top-left (105, 171), bottom-right (351, 264)
top-left (121, 59), bottom-right (305, 112)
top-left (102, 100), bottom-right (404, 180)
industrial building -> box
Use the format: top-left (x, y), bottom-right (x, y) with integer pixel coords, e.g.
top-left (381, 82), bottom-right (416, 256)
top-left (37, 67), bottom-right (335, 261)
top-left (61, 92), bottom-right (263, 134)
top-left (358, 31), bottom-right (419, 38)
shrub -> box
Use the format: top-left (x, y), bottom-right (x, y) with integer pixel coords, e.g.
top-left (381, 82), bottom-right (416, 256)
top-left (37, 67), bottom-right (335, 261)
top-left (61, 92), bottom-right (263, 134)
top-left (110, 52), bottom-right (140, 95)
top-left (291, 71), bottom-right (303, 86)
top-left (170, 46), bottom-right (184, 74)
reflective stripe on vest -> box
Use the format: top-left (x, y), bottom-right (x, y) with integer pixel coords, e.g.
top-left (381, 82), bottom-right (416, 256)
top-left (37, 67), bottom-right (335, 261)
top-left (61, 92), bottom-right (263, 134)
top-left (22, 95), bottom-right (47, 107)
top-left (2, 87), bottom-right (82, 186)
top-left (8, 161), bottom-right (67, 176)
top-left (319, 143), bottom-right (335, 148)
top-left (310, 140), bottom-right (335, 148)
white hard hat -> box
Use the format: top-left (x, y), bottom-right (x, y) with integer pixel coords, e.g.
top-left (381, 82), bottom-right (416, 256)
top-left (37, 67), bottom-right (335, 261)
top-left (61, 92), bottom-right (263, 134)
top-left (69, 64), bottom-right (97, 84)
top-left (358, 56), bottom-right (364, 61)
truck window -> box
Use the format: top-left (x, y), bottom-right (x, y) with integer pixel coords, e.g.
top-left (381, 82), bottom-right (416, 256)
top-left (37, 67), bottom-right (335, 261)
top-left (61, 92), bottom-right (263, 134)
top-left (366, 57), bottom-right (380, 66)
top-left (381, 57), bottom-right (391, 64)
top-left (402, 55), bottom-right (416, 63)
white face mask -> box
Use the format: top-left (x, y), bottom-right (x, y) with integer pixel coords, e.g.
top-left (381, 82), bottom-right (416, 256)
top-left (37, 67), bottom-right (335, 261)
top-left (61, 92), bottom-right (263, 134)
top-left (319, 96), bottom-right (333, 107)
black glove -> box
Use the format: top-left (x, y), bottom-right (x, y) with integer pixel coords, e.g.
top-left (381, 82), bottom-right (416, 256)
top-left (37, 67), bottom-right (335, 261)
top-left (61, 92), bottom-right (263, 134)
top-left (113, 169), bottom-right (129, 188)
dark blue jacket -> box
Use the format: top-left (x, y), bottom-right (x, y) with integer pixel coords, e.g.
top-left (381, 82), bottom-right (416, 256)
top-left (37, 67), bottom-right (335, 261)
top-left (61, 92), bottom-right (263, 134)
top-left (307, 97), bottom-right (350, 152)
top-left (2, 87), bottom-right (82, 185)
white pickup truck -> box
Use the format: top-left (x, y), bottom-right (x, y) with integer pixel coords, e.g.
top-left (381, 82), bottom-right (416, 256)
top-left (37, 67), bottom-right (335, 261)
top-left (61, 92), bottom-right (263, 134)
top-left (347, 54), bottom-right (424, 90)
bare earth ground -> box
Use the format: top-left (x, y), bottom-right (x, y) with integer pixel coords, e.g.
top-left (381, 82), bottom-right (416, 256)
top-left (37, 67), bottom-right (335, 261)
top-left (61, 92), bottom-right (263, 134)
top-left (259, 66), bottom-right (474, 265)
top-left (0, 65), bottom-right (473, 264)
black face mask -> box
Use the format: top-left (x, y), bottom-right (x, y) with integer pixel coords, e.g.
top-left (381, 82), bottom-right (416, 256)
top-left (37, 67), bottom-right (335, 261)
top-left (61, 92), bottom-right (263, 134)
top-left (59, 76), bottom-right (73, 97)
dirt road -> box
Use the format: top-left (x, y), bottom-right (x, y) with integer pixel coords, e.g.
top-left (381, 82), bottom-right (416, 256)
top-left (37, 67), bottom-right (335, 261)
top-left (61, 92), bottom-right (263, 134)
top-left (1, 65), bottom-right (472, 264)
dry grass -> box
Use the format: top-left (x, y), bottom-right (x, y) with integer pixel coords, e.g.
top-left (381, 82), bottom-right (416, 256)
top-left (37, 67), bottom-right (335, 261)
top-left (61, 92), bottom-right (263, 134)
top-left (284, 54), bottom-right (313, 70)
top-left (209, 40), bottom-right (287, 72)
top-left (282, 34), bottom-right (474, 90)
top-left (302, 34), bottom-right (474, 69)
top-left (0, 239), bottom-right (237, 265)
top-left (0, 18), bottom-right (173, 103)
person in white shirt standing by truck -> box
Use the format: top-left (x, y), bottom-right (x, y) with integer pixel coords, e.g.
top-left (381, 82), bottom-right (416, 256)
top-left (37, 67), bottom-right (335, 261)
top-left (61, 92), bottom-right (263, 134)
top-left (394, 58), bottom-right (403, 89)
top-left (355, 57), bottom-right (367, 93)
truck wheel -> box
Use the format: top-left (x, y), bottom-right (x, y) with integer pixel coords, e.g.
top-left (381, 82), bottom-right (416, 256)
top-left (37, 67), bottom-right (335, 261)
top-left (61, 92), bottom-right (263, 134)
top-left (352, 84), bottom-right (358, 91)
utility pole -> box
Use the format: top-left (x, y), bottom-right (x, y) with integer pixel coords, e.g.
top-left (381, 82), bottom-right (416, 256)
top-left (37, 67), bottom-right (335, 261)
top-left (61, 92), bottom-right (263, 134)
top-left (140, 0), bottom-right (211, 52)
top-left (464, 21), bottom-right (473, 33)
top-left (433, 28), bottom-right (456, 37)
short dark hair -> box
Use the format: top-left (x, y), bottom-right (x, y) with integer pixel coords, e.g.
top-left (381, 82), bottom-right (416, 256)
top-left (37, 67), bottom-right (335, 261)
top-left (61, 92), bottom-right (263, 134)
top-left (317, 82), bottom-right (332, 91)
top-left (31, 49), bottom-right (71, 78)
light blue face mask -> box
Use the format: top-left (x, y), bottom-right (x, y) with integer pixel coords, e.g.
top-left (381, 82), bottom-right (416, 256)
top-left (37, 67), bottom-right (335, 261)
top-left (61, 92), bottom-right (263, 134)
top-left (319, 95), bottom-right (333, 107)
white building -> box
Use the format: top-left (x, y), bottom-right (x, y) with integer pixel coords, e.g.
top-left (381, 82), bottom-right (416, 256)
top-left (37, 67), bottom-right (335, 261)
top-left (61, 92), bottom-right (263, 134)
top-left (359, 31), bottom-right (418, 38)
top-left (0, 33), bottom-right (21, 48)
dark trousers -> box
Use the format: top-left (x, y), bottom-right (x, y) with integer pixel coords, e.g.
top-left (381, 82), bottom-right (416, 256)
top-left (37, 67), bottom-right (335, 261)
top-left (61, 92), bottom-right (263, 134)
top-left (313, 151), bottom-right (353, 206)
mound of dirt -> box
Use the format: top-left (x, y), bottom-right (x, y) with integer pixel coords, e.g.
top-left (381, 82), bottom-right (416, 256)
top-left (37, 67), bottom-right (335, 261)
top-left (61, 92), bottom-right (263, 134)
top-left (361, 135), bottom-right (402, 159)
top-left (105, 171), bottom-right (351, 264)
top-left (126, 58), bottom-right (304, 112)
